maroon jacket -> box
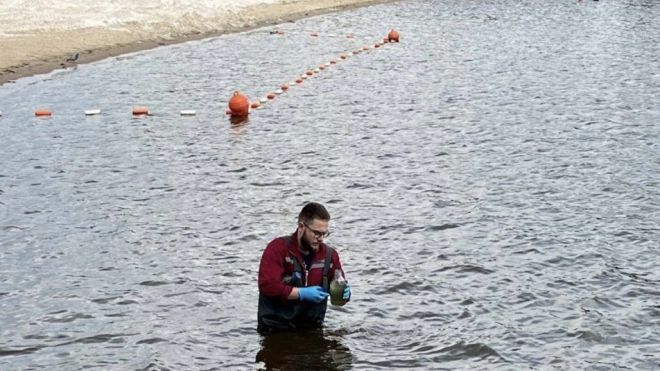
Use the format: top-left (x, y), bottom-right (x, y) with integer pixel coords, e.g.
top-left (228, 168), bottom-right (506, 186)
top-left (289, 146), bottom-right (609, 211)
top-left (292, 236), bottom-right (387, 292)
top-left (257, 232), bottom-right (347, 333)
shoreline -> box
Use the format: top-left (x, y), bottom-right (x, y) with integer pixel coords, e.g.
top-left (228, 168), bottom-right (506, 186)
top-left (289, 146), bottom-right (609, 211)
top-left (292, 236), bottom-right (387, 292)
top-left (0, 0), bottom-right (401, 86)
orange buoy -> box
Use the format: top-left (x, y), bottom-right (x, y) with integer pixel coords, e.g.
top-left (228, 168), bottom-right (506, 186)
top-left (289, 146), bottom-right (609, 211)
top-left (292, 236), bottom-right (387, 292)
top-left (340, 54), bottom-right (347, 59)
top-left (251, 102), bottom-right (260, 109)
top-left (319, 65), bottom-right (325, 70)
top-left (311, 32), bottom-right (318, 37)
top-left (375, 43), bottom-right (381, 48)
top-left (306, 70), bottom-right (313, 76)
top-left (330, 59), bottom-right (337, 64)
top-left (363, 46), bottom-right (369, 51)
top-left (35, 109), bottom-right (52, 116)
top-left (132, 107), bottom-right (148, 115)
top-left (295, 77), bottom-right (303, 84)
top-left (388, 29), bottom-right (400, 42)
top-left (267, 93), bottom-right (275, 100)
top-left (277, 30), bottom-right (285, 35)
top-left (281, 84), bottom-right (289, 91)
top-left (383, 37), bottom-right (389, 43)
top-left (228, 91), bottom-right (250, 116)
top-left (346, 34), bottom-right (354, 39)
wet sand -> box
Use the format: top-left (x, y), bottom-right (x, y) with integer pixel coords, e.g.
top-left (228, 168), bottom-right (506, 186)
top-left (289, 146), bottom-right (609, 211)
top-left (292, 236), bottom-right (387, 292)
top-left (0, 0), bottom-right (401, 86)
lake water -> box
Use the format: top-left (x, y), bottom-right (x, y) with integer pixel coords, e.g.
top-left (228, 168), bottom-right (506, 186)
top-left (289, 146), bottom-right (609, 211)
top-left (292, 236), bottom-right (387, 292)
top-left (1, 0), bottom-right (659, 370)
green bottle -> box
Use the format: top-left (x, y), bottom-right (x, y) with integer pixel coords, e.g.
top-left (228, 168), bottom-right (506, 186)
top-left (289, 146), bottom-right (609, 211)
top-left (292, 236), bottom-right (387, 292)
top-left (329, 269), bottom-right (347, 307)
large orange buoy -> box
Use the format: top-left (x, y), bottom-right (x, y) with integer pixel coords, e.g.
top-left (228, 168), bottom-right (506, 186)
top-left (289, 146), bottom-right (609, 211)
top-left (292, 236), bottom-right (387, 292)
top-left (35, 109), bottom-right (52, 116)
top-left (132, 107), bottom-right (148, 115)
top-left (388, 29), bottom-right (400, 42)
top-left (228, 91), bottom-right (250, 116)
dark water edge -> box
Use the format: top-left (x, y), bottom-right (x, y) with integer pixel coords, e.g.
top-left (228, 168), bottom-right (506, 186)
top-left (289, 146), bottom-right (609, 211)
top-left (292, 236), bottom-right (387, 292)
top-left (1, 0), bottom-right (660, 370)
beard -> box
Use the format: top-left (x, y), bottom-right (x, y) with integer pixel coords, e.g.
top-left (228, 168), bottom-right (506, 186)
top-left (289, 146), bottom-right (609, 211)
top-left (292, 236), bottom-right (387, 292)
top-left (299, 234), bottom-right (317, 254)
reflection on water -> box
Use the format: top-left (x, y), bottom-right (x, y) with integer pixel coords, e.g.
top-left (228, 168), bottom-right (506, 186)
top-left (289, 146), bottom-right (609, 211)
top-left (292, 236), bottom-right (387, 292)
top-left (256, 329), bottom-right (353, 371)
top-left (229, 115), bottom-right (251, 127)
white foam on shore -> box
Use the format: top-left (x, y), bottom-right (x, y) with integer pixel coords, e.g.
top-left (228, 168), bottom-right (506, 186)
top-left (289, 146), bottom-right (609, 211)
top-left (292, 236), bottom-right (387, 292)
top-left (0, 0), bottom-right (281, 37)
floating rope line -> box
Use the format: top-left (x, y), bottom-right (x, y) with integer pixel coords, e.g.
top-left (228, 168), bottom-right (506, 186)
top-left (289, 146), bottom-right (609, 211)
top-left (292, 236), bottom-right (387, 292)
top-left (226, 29), bottom-right (400, 117)
top-left (0, 30), bottom-right (400, 119)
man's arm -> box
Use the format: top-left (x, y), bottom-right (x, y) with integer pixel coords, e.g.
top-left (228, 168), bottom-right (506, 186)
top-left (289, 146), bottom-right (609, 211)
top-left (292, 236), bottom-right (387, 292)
top-left (258, 238), bottom-right (294, 301)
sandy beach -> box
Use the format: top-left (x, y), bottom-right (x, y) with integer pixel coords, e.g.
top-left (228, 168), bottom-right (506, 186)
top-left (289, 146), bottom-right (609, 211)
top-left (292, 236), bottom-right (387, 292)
top-left (0, 0), bottom-right (400, 86)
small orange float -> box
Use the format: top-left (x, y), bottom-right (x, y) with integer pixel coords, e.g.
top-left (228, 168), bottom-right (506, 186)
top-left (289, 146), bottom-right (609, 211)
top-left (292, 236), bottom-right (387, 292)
top-left (388, 29), bottom-right (400, 42)
top-left (228, 91), bottom-right (250, 116)
top-left (375, 43), bottom-right (380, 48)
top-left (311, 32), bottom-right (318, 37)
top-left (346, 34), bottom-right (354, 39)
top-left (251, 102), bottom-right (260, 109)
top-left (267, 93), bottom-right (276, 100)
top-left (306, 70), bottom-right (313, 76)
top-left (132, 107), bottom-right (148, 115)
top-left (35, 109), bottom-right (52, 116)
top-left (330, 59), bottom-right (337, 64)
top-left (281, 84), bottom-right (289, 91)
top-left (319, 65), bottom-right (325, 70)
top-left (340, 54), bottom-right (347, 59)
top-left (295, 77), bottom-right (303, 84)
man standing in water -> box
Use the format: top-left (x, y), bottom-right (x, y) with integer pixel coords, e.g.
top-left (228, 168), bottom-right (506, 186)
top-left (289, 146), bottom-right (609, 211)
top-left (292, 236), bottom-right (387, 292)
top-left (257, 202), bottom-right (351, 333)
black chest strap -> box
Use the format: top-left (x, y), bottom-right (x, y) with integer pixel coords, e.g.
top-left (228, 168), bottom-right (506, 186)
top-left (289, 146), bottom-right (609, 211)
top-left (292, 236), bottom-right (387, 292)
top-left (283, 236), bottom-right (333, 291)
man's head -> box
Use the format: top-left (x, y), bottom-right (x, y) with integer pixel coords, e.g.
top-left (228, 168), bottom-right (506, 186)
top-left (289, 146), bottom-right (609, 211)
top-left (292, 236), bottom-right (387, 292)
top-left (296, 202), bottom-right (331, 254)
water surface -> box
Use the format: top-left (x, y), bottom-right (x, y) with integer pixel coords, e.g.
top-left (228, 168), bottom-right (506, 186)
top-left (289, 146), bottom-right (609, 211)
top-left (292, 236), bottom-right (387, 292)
top-left (1, 0), bottom-right (660, 370)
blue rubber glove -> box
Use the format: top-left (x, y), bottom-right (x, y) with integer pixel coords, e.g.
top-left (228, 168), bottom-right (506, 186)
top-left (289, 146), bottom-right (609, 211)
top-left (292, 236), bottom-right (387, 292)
top-left (298, 286), bottom-right (330, 303)
top-left (343, 283), bottom-right (351, 300)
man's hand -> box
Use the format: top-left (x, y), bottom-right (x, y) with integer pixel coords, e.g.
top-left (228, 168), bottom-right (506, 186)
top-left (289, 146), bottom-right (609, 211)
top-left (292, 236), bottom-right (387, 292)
top-left (298, 286), bottom-right (330, 303)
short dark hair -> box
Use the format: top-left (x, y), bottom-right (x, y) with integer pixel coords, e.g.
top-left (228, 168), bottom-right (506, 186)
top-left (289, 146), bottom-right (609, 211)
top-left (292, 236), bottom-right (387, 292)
top-left (298, 202), bottom-right (331, 224)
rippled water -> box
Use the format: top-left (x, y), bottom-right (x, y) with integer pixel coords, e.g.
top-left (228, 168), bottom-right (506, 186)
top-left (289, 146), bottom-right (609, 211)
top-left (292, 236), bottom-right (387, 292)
top-left (2, 0), bottom-right (660, 370)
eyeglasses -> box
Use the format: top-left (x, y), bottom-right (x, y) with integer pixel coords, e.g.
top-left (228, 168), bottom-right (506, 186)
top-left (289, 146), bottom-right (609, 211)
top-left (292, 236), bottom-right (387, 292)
top-left (304, 223), bottom-right (331, 239)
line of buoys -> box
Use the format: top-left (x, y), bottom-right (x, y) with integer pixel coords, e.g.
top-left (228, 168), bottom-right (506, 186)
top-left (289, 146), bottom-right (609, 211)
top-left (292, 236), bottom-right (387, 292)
top-left (0, 108), bottom-right (202, 117)
top-left (273, 30), bottom-right (357, 39)
top-left (228, 29), bottom-right (400, 117)
top-left (5, 30), bottom-right (400, 120)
